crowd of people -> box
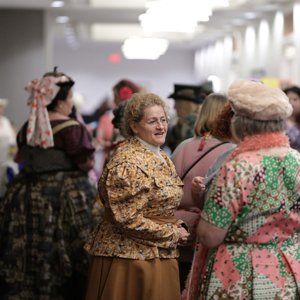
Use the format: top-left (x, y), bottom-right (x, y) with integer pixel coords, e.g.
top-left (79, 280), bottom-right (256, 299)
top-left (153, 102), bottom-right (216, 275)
top-left (0, 69), bottom-right (299, 300)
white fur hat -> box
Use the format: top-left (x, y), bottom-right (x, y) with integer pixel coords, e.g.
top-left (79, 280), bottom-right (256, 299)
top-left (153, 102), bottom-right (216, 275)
top-left (228, 80), bottom-right (293, 121)
top-left (0, 98), bottom-right (8, 107)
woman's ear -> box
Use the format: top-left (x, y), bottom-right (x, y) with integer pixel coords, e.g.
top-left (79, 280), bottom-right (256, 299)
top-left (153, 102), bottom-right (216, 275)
top-left (53, 100), bottom-right (60, 111)
top-left (130, 121), bottom-right (138, 135)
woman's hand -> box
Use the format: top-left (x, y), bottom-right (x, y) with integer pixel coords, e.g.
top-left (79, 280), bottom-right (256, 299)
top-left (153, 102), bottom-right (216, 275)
top-left (191, 176), bottom-right (206, 194)
top-left (177, 226), bottom-right (190, 245)
top-left (191, 176), bottom-right (207, 209)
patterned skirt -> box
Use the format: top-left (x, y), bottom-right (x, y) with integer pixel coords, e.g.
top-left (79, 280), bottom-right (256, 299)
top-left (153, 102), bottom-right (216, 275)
top-left (0, 170), bottom-right (97, 300)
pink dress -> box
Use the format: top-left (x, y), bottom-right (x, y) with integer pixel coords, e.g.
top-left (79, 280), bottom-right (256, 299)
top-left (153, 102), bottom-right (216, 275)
top-left (171, 137), bottom-right (234, 263)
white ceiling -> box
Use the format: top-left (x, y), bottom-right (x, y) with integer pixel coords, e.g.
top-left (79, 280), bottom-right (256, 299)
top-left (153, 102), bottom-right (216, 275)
top-left (0, 0), bottom-right (296, 50)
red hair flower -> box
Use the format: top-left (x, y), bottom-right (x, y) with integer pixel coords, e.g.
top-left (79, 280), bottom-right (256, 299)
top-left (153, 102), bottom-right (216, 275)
top-left (119, 86), bottom-right (133, 101)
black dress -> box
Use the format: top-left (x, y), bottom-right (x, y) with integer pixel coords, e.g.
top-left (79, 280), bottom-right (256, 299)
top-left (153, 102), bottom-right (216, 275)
top-left (0, 119), bottom-right (97, 300)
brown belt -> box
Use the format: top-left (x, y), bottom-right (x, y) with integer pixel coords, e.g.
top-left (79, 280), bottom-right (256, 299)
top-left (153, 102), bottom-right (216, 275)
top-left (145, 215), bottom-right (178, 225)
top-left (104, 212), bottom-right (179, 225)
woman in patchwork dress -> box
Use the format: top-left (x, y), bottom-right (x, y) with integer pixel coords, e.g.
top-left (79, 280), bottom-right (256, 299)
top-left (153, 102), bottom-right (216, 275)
top-left (196, 80), bottom-right (300, 299)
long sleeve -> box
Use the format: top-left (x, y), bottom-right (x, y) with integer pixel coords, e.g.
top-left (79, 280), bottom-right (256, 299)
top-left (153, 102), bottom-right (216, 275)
top-left (85, 137), bottom-right (183, 259)
top-left (103, 162), bottom-right (180, 247)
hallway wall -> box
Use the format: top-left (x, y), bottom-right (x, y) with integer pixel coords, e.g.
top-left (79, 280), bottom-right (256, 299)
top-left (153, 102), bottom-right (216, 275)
top-left (53, 40), bottom-right (197, 115)
top-left (194, 4), bottom-right (300, 91)
top-left (0, 9), bottom-right (46, 129)
top-left (0, 9), bottom-right (198, 129)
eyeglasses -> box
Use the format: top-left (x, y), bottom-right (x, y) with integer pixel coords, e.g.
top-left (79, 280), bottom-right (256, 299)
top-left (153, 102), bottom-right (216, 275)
top-left (145, 117), bottom-right (168, 127)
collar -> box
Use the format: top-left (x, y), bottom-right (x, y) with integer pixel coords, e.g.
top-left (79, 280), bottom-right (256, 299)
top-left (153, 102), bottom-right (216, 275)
top-left (229, 132), bottom-right (290, 159)
top-left (135, 137), bottom-right (165, 161)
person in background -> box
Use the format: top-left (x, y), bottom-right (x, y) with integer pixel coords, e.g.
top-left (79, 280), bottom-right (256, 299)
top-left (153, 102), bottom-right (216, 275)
top-left (108, 79), bottom-right (145, 152)
top-left (91, 80), bottom-right (144, 222)
top-left (171, 93), bottom-right (235, 291)
top-left (0, 98), bottom-right (18, 199)
top-left (196, 79), bottom-right (300, 299)
top-left (190, 103), bottom-right (237, 198)
top-left (69, 104), bottom-right (99, 187)
top-left (108, 101), bottom-right (128, 155)
top-left (94, 79), bottom-right (143, 177)
top-left (166, 83), bottom-right (212, 152)
top-left (0, 68), bottom-right (97, 300)
top-left (112, 78), bottom-right (143, 106)
top-left (182, 103), bottom-right (236, 300)
top-left (284, 85), bottom-right (300, 150)
top-left (84, 92), bottom-right (189, 300)
top-left (0, 98), bottom-right (16, 164)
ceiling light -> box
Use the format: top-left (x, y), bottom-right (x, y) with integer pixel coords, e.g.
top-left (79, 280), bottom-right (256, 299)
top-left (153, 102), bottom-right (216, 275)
top-left (91, 23), bottom-right (144, 42)
top-left (260, 4), bottom-right (279, 11)
top-left (56, 16), bottom-right (70, 23)
top-left (231, 18), bottom-right (245, 26)
top-left (121, 37), bottom-right (169, 60)
top-left (51, 1), bottom-right (65, 8)
top-left (140, 13), bottom-right (198, 33)
top-left (244, 12), bottom-right (257, 19)
top-left (210, 0), bottom-right (229, 9)
top-left (141, 0), bottom-right (212, 33)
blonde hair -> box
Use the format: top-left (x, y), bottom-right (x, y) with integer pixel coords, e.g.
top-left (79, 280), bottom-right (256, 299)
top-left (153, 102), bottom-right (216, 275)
top-left (123, 93), bottom-right (167, 137)
top-left (194, 93), bottom-right (228, 136)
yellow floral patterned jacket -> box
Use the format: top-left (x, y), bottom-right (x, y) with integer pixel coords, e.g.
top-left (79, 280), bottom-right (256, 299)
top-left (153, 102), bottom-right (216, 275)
top-left (85, 137), bottom-right (184, 260)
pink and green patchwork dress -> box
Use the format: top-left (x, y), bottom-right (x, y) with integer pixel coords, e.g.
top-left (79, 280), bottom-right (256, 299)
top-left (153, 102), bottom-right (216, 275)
top-left (199, 134), bottom-right (300, 300)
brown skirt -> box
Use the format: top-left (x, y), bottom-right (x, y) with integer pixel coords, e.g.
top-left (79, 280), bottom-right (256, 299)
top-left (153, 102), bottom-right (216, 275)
top-left (85, 256), bottom-right (181, 300)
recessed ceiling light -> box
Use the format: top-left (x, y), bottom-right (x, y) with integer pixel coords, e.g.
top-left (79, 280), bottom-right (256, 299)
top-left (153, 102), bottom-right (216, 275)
top-left (51, 1), bottom-right (65, 8)
top-left (56, 16), bottom-right (69, 23)
top-left (231, 19), bottom-right (245, 26)
top-left (244, 12), bottom-right (257, 19)
top-left (122, 37), bottom-right (169, 60)
top-left (260, 4), bottom-right (279, 11)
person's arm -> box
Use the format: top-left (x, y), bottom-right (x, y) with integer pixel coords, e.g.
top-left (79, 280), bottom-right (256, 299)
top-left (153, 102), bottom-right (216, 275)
top-left (197, 159), bottom-right (243, 248)
top-left (59, 122), bottom-right (95, 171)
top-left (197, 218), bottom-right (227, 248)
top-left (192, 146), bottom-right (236, 208)
top-left (102, 161), bottom-right (181, 248)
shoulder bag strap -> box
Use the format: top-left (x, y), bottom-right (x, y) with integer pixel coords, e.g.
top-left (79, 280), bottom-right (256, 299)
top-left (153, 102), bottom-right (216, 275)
top-left (181, 141), bottom-right (228, 180)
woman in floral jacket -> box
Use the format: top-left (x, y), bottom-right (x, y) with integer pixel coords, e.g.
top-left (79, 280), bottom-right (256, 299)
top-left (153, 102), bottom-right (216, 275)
top-left (85, 92), bottom-right (189, 300)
